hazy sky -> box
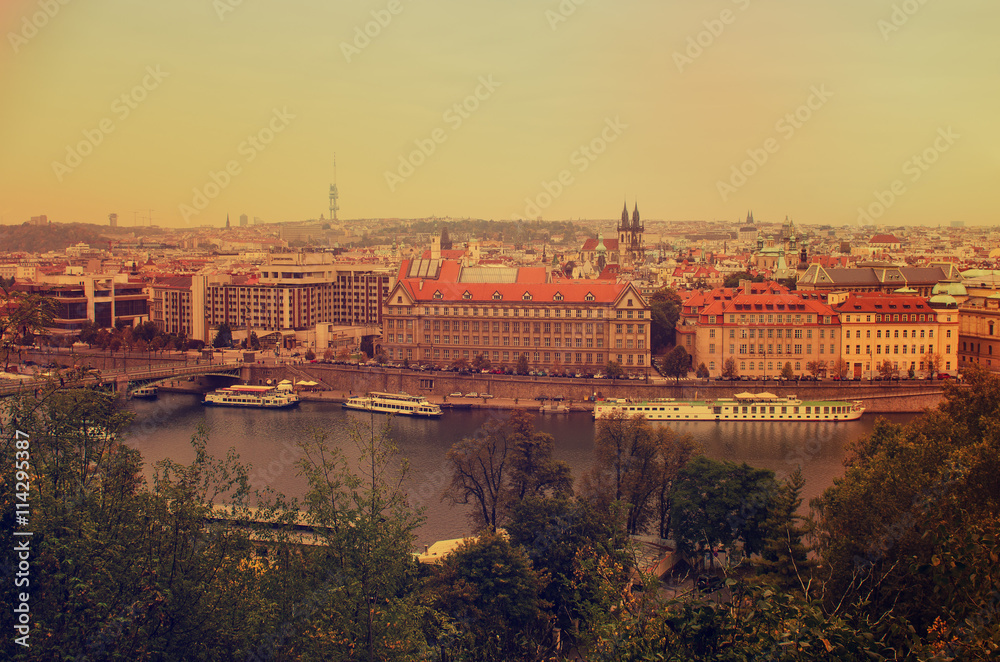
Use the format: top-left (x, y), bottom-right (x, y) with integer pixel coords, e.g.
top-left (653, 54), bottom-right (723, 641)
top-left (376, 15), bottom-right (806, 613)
top-left (1, 0), bottom-right (997, 229)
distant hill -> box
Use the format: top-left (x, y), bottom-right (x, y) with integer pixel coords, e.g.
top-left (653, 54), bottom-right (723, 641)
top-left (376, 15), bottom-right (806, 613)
top-left (0, 222), bottom-right (160, 253)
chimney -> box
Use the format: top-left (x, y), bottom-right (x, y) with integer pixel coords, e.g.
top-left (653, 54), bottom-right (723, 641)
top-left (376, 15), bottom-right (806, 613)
top-left (418, 279), bottom-right (423, 291)
top-left (740, 279), bottom-right (752, 295)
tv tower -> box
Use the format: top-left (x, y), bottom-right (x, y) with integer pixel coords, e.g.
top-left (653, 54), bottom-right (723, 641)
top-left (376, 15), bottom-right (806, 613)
top-left (328, 154), bottom-right (339, 221)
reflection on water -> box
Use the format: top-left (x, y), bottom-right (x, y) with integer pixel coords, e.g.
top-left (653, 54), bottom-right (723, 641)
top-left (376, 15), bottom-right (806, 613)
top-left (126, 394), bottom-right (915, 545)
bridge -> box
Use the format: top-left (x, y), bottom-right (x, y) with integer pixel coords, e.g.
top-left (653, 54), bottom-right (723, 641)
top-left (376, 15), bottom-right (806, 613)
top-left (0, 362), bottom-right (244, 399)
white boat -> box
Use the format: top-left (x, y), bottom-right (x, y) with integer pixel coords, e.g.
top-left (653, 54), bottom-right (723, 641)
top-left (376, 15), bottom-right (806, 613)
top-left (203, 384), bottom-right (300, 408)
top-left (593, 391), bottom-right (864, 422)
top-left (343, 392), bottom-right (443, 417)
top-left (131, 385), bottom-right (158, 399)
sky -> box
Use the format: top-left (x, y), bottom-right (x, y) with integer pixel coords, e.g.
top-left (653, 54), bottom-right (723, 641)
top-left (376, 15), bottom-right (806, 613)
top-left (0, 0), bottom-right (997, 229)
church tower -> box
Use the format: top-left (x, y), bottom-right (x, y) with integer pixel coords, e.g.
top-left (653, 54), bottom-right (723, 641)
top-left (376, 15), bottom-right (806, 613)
top-left (617, 202), bottom-right (629, 246)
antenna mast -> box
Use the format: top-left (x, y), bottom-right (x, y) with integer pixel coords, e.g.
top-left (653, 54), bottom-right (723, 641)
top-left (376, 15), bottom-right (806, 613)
top-left (328, 154), bottom-right (339, 221)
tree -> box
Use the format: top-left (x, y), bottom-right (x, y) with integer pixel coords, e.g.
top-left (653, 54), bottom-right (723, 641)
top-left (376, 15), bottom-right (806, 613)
top-left (721, 356), bottom-right (738, 380)
top-left (832, 356), bottom-right (849, 379)
top-left (0, 283), bottom-right (57, 365)
top-left (923, 351), bottom-right (942, 377)
top-left (811, 366), bottom-right (1000, 654)
top-left (604, 360), bottom-right (623, 380)
top-left (670, 456), bottom-right (778, 560)
top-left (581, 410), bottom-right (696, 537)
top-left (248, 331), bottom-right (260, 350)
top-left (515, 353), bottom-right (529, 375)
top-left (212, 322), bottom-right (233, 348)
top-left (696, 362), bottom-right (709, 380)
top-left (780, 361), bottom-right (794, 380)
top-left (293, 418), bottom-right (427, 661)
top-left (450, 357), bottom-right (469, 372)
top-left (425, 532), bottom-right (548, 660)
top-left (471, 352), bottom-right (491, 372)
top-left (649, 287), bottom-right (683, 352)
top-left (877, 358), bottom-right (898, 380)
top-left (323, 347), bottom-right (334, 360)
top-left (660, 345), bottom-right (692, 383)
top-left (444, 410), bottom-right (571, 532)
top-left (756, 468), bottom-right (816, 593)
top-left (723, 271), bottom-right (767, 288)
top-left (806, 358), bottom-right (827, 378)
top-left (304, 348), bottom-right (316, 361)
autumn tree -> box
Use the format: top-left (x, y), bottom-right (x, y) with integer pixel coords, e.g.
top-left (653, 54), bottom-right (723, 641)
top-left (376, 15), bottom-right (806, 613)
top-left (806, 359), bottom-right (827, 378)
top-left (780, 361), bottom-right (794, 380)
top-left (721, 356), bottom-right (738, 380)
top-left (923, 351), bottom-right (942, 377)
top-left (696, 362), bottom-right (709, 379)
top-left (661, 345), bottom-right (692, 383)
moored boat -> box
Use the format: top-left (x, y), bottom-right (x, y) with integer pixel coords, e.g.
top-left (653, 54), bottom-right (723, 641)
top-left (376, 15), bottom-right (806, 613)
top-left (131, 385), bottom-right (158, 399)
top-left (203, 384), bottom-right (300, 408)
top-left (343, 391), bottom-right (443, 417)
top-left (593, 391), bottom-right (864, 422)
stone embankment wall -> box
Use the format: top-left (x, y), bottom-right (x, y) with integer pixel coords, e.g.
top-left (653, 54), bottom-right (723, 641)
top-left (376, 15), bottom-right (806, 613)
top-left (244, 364), bottom-right (945, 413)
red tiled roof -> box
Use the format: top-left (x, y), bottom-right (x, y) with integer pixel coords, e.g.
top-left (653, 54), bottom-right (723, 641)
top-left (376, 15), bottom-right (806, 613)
top-left (581, 237), bottom-right (620, 251)
top-left (833, 292), bottom-right (932, 313)
top-left (869, 234), bottom-right (901, 245)
top-left (700, 293), bottom-right (837, 318)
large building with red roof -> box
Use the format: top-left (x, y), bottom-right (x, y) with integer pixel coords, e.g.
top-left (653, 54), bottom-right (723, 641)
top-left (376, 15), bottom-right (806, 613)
top-left (381, 258), bottom-right (650, 374)
top-left (689, 283), bottom-right (840, 378)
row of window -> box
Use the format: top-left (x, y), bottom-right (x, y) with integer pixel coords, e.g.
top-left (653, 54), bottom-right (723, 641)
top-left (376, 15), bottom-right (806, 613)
top-left (713, 343), bottom-right (836, 355)
top-left (845, 344), bottom-right (949, 356)
top-left (386, 319), bottom-right (643, 335)
top-left (385, 347), bottom-right (647, 367)
top-left (384, 334), bottom-right (645, 349)
top-left (715, 314), bottom-right (829, 325)
top-left (389, 305), bottom-right (645, 320)
top-left (845, 328), bottom-right (945, 339)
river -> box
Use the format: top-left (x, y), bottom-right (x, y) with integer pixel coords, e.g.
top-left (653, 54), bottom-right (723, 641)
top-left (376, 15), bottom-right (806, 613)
top-left (125, 393), bottom-right (915, 546)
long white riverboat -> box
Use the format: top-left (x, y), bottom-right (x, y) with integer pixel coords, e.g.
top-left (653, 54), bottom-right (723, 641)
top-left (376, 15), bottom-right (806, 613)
top-left (343, 392), bottom-right (443, 417)
top-left (203, 384), bottom-right (300, 409)
top-left (593, 391), bottom-right (864, 422)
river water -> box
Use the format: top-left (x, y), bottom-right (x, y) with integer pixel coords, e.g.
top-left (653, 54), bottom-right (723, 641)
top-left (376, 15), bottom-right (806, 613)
top-left (125, 394), bottom-right (914, 546)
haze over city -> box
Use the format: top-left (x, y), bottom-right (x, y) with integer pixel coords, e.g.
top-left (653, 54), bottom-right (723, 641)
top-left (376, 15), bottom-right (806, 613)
top-left (1, 0), bottom-right (997, 227)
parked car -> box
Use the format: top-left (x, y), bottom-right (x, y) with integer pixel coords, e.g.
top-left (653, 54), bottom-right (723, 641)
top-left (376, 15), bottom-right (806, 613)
top-left (465, 392), bottom-right (479, 398)
top-left (449, 392), bottom-right (463, 397)
top-left (481, 393), bottom-right (495, 399)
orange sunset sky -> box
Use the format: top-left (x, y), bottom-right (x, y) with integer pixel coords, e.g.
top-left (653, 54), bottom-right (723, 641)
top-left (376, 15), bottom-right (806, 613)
top-left (1, 0), bottom-right (997, 228)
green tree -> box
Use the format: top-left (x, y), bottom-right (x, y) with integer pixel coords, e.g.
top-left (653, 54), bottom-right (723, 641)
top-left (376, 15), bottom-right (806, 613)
top-left (425, 532), bottom-right (548, 661)
top-left (723, 271), bottom-right (767, 288)
top-left (649, 287), bottom-right (683, 352)
top-left (780, 361), bottom-right (794, 380)
top-left (212, 322), bottom-right (233, 348)
top-left (248, 330), bottom-right (260, 350)
top-left (696, 362), bottom-right (709, 380)
top-left (756, 468), bottom-right (816, 593)
top-left (877, 358), bottom-right (897, 380)
top-left (671, 456), bottom-right (778, 560)
top-left (515, 353), bottom-right (529, 375)
top-left (471, 352), bottom-right (491, 372)
top-left (293, 418), bottom-right (427, 661)
top-left (604, 360), bottom-right (624, 380)
top-left (661, 345), bottom-right (692, 383)
top-left (304, 348), bottom-right (316, 361)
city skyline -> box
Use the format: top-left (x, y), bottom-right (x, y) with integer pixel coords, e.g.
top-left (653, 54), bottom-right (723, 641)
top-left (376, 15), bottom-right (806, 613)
top-left (1, 0), bottom-right (997, 228)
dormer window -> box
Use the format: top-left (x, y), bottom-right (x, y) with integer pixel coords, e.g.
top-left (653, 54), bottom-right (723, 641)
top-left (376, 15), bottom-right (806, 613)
top-left (553, 292), bottom-right (564, 301)
top-left (492, 291), bottom-right (503, 300)
top-left (433, 290), bottom-right (443, 299)
top-left (522, 291), bottom-right (532, 301)
top-left (462, 291), bottom-right (472, 300)
top-left (585, 292), bottom-right (595, 301)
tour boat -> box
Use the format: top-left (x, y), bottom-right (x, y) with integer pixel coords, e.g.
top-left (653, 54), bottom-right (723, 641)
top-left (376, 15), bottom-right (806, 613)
top-left (131, 385), bottom-right (158, 399)
top-left (203, 384), bottom-right (300, 408)
top-left (342, 392), bottom-right (443, 417)
top-left (593, 391), bottom-right (864, 422)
